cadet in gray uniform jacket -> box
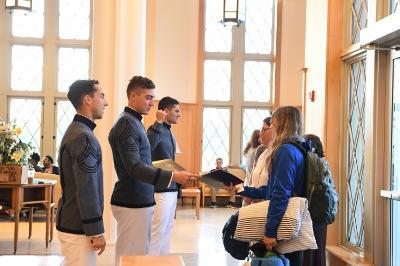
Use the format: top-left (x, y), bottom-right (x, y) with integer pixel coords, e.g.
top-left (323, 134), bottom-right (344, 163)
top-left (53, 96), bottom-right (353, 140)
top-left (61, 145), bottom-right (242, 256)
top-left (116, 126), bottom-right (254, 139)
top-left (148, 96), bottom-right (180, 255)
top-left (109, 76), bottom-right (197, 265)
top-left (56, 79), bottom-right (108, 266)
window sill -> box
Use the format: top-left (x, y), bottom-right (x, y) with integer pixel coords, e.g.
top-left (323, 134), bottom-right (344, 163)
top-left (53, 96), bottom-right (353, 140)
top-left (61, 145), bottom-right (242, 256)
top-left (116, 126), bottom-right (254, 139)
top-left (326, 245), bottom-right (372, 266)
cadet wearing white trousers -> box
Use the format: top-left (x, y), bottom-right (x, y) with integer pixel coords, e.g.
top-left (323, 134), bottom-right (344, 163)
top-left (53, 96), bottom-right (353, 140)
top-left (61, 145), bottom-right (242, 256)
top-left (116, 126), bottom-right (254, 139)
top-left (147, 98), bottom-right (182, 256)
top-left (109, 87), bottom-right (195, 265)
top-left (109, 106), bottom-right (173, 266)
top-left (58, 231), bottom-right (97, 266)
top-left (111, 205), bottom-right (154, 265)
top-left (149, 191), bottom-right (178, 255)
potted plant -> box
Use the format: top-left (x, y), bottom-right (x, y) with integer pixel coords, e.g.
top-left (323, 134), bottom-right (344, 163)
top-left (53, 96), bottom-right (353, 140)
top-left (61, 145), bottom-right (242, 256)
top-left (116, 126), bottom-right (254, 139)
top-left (0, 117), bottom-right (32, 184)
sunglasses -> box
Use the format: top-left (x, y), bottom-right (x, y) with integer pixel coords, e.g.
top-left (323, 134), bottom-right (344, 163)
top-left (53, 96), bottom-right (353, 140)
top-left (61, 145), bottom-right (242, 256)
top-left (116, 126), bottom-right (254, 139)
top-left (261, 127), bottom-right (272, 133)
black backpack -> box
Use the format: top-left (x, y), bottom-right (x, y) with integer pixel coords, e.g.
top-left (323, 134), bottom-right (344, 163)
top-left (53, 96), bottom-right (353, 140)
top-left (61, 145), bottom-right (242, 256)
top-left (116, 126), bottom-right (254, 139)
top-left (222, 211), bottom-right (249, 260)
top-left (285, 141), bottom-right (339, 224)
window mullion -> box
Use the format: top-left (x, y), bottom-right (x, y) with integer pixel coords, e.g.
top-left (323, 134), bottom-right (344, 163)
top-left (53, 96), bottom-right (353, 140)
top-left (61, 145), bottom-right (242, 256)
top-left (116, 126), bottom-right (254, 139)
top-left (230, 25), bottom-right (245, 165)
top-left (41, 0), bottom-right (59, 158)
top-left (0, 8), bottom-right (11, 119)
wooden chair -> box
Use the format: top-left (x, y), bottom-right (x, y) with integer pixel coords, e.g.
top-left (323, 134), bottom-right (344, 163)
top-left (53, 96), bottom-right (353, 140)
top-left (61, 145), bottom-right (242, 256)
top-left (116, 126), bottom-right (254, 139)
top-left (180, 188), bottom-right (200, 219)
top-left (34, 172), bottom-right (61, 208)
top-left (200, 168), bottom-right (246, 207)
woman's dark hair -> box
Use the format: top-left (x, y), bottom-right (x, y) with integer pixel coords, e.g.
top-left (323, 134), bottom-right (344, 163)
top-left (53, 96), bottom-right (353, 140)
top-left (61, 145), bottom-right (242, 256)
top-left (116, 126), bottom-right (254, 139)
top-left (126, 76), bottom-right (155, 98)
top-left (243, 129), bottom-right (261, 154)
top-left (304, 134), bottom-right (325, 158)
top-left (263, 117), bottom-right (272, 126)
top-left (67, 80), bottom-right (99, 109)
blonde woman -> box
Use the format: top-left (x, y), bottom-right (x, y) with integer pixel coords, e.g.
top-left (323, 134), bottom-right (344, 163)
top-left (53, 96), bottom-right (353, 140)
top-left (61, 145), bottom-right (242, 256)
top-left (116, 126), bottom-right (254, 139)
top-left (234, 106), bottom-right (308, 266)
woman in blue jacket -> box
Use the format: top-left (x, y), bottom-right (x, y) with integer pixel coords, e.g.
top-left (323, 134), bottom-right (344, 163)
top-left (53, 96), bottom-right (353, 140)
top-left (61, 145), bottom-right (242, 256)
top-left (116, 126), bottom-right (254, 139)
top-left (235, 106), bottom-right (307, 266)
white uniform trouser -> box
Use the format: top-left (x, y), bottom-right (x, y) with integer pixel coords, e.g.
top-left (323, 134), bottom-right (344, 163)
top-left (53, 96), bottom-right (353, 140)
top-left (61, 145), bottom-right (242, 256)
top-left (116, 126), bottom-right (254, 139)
top-left (111, 205), bottom-right (154, 266)
top-left (149, 191), bottom-right (178, 255)
top-left (57, 231), bottom-right (97, 266)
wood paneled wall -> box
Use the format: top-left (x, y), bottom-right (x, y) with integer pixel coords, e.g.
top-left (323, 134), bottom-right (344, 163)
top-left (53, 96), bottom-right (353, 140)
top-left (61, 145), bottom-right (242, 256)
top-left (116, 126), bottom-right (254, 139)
top-left (143, 101), bottom-right (201, 174)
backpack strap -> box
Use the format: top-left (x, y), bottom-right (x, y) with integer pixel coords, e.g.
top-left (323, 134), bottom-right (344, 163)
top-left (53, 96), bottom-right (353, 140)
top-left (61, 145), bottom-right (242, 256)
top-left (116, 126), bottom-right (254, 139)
top-left (282, 140), bottom-right (307, 157)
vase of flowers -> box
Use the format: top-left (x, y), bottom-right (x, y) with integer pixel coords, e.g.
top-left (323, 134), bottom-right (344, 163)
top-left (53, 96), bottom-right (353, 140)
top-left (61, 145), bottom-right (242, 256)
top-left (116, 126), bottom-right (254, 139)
top-left (0, 117), bottom-right (32, 184)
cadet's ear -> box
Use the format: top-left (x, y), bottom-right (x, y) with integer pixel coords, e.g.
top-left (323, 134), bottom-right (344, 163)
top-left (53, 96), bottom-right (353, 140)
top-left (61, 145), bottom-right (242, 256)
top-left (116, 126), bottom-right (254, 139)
top-left (82, 94), bottom-right (92, 105)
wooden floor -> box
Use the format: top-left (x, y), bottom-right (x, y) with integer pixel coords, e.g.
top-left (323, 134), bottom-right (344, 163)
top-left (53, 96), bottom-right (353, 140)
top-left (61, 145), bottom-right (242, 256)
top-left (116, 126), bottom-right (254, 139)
top-left (0, 204), bottom-right (245, 266)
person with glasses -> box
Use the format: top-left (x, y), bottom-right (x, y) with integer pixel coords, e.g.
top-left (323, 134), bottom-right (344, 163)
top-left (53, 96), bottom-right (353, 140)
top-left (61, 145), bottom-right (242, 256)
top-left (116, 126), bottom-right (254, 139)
top-left (254, 117), bottom-right (272, 163)
top-left (242, 117), bottom-right (273, 206)
top-left (228, 106), bottom-right (308, 266)
top-left (247, 117), bottom-right (273, 187)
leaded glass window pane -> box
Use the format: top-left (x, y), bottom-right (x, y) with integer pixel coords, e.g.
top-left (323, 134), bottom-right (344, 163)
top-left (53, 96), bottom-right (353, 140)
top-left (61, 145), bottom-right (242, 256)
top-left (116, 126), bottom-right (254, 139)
top-left (391, 57), bottom-right (400, 265)
top-left (391, 0), bottom-right (399, 13)
top-left (245, 0), bottom-right (273, 54)
top-left (346, 59), bottom-right (366, 248)
top-left (244, 61), bottom-right (271, 102)
top-left (204, 60), bottom-right (231, 101)
top-left (12, 0), bottom-right (44, 38)
top-left (205, 0), bottom-right (232, 52)
top-left (55, 100), bottom-right (76, 161)
top-left (11, 45), bottom-right (43, 91)
top-left (58, 48), bottom-right (90, 92)
top-left (351, 0), bottom-right (368, 44)
top-left (59, 0), bottom-right (90, 40)
top-left (9, 98), bottom-right (42, 150)
top-left (202, 108), bottom-right (230, 171)
top-left (242, 108), bottom-right (270, 158)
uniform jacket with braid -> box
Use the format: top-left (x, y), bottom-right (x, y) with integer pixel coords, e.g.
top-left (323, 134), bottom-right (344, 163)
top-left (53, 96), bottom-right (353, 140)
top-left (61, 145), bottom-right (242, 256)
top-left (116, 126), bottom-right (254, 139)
top-left (147, 121), bottom-right (179, 192)
top-left (109, 107), bottom-right (172, 208)
top-left (56, 114), bottom-right (104, 236)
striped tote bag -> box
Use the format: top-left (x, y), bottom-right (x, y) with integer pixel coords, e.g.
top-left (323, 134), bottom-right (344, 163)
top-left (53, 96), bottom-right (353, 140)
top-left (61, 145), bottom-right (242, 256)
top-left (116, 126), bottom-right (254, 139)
top-left (275, 206), bottom-right (317, 254)
top-left (234, 197), bottom-right (306, 242)
top-left (234, 197), bottom-right (317, 254)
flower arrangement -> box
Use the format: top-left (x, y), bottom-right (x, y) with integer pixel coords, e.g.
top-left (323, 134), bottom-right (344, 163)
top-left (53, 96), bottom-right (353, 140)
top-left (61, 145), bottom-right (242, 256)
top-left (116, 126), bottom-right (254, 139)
top-left (0, 117), bottom-right (32, 165)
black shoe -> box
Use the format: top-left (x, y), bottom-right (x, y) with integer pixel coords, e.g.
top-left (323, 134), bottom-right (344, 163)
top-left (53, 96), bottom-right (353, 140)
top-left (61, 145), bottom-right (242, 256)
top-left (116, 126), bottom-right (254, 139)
top-left (210, 202), bottom-right (217, 208)
top-left (226, 202), bottom-right (236, 208)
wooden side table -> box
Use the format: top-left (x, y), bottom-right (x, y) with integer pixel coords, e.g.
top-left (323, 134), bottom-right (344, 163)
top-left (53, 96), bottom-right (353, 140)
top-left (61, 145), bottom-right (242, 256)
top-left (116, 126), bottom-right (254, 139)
top-left (180, 188), bottom-right (200, 220)
top-left (0, 181), bottom-right (56, 254)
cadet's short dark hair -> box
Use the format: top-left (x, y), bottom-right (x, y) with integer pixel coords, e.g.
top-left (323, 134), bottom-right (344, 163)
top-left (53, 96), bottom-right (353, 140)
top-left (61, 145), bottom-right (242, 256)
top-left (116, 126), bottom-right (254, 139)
top-left (126, 76), bottom-right (155, 98)
top-left (67, 80), bottom-right (99, 109)
top-left (44, 155), bottom-right (54, 164)
top-left (30, 152), bottom-right (40, 163)
top-left (158, 96), bottom-right (179, 110)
